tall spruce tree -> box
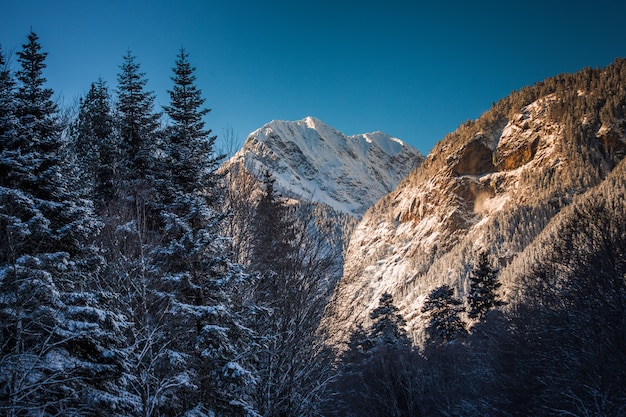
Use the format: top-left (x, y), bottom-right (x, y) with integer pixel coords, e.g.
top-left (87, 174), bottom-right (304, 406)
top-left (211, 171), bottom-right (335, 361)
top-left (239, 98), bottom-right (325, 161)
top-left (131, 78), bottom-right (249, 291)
top-left (116, 50), bottom-right (161, 181)
top-left (72, 78), bottom-right (119, 207)
top-left (368, 292), bottom-right (411, 349)
top-left (422, 284), bottom-right (466, 344)
top-left (0, 32), bottom-right (128, 416)
top-left (467, 251), bottom-right (503, 321)
top-left (145, 49), bottom-right (256, 416)
top-left (161, 48), bottom-right (222, 196)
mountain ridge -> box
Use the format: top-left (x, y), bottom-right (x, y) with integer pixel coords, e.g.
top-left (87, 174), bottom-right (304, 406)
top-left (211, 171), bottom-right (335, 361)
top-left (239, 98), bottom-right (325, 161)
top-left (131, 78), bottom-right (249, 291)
top-left (225, 116), bottom-right (423, 218)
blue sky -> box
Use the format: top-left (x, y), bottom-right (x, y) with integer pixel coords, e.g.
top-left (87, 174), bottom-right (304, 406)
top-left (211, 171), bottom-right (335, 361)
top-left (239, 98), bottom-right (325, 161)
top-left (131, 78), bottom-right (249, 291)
top-left (2, 0), bottom-right (626, 153)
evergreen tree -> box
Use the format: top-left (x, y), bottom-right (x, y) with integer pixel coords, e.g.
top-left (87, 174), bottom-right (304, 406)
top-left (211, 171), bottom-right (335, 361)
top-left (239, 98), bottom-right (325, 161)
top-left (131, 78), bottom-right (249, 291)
top-left (339, 293), bottom-right (410, 370)
top-left (332, 294), bottom-right (419, 417)
top-left (6, 31), bottom-right (97, 260)
top-left (467, 251), bottom-right (503, 321)
top-left (116, 50), bottom-right (161, 180)
top-left (145, 49), bottom-right (256, 416)
top-left (368, 292), bottom-right (411, 349)
top-left (0, 45), bottom-right (16, 147)
top-left (247, 171), bottom-right (336, 417)
top-left (0, 32), bottom-right (128, 416)
top-left (161, 47), bottom-right (222, 196)
top-left (72, 78), bottom-right (119, 207)
top-left (8, 31), bottom-right (63, 198)
top-left (422, 285), bottom-right (466, 344)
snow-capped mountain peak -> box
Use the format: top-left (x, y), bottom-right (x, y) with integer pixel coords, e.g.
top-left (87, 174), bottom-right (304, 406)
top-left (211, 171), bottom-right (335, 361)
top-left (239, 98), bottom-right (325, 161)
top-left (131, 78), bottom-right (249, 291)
top-left (226, 117), bottom-right (423, 218)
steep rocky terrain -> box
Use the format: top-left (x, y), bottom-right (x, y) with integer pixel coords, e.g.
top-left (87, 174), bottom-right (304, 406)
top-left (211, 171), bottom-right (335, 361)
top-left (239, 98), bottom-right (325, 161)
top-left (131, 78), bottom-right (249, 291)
top-left (324, 59), bottom-right (626, 345)
top-left (224, 116), bottom-right (423, 218)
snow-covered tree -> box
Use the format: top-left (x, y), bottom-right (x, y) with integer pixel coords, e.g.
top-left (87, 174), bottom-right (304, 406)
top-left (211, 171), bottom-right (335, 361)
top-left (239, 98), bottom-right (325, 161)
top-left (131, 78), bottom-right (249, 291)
top-left (0, 32), bottom-right (130, 416)
top-left (161, 48), bottom-right (222, 197)
top-left (72, 78), bottom-right (120, 208)
top-left (144, 49), bottom-right (257, 416)
top-left (116, 50), bottom-right (161, 181)
top-left (368, 292), bottom-right (411, 349)
top-left (467, 251), bottom-right (503, 322)
top-left (422, 285), bottom-right (466, 344)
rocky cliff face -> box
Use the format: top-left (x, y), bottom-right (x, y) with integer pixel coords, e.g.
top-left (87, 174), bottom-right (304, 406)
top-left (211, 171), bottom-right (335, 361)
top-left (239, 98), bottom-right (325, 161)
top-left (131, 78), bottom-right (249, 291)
top-left (324, 59), bottom-right (626, 345)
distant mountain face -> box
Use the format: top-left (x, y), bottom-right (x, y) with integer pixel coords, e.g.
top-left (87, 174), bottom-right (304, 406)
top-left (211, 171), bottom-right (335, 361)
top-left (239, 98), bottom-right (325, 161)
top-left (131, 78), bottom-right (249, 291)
top-left (225, 116), bottom-right (423, 218)
top-left (323, 59), bottom-right (626, 345)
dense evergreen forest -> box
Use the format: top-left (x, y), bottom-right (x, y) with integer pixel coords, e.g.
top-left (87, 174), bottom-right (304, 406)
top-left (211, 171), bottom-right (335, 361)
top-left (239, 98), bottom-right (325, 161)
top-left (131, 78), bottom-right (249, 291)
top-left (1, 32), bottom-right (625, 416)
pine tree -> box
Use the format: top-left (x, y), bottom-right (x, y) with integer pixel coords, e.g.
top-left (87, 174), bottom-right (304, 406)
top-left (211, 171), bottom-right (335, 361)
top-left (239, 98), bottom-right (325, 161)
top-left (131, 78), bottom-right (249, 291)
top-left (338, 293), bottom-right (410, 378)
top-left (0, 45), bottom-right (16, 147)
top-left (116, 50), bottom-right (161, 180)
top-left (0, 32), bottom-right (128, 416)
top-left (422, 284), bottom-right (466, 344)
top-left (332, 294), bottom-right (418, 417)
top-left (369, 292), bottom-right (411, 349)
top-left (144, 49), bottom-right (256, 416)
top-left (161, 47), bottom-right (222, 196)
top-left (72, 78), bottom-right (119, 207)
top-left (467, 251), bottom-right (503, 321)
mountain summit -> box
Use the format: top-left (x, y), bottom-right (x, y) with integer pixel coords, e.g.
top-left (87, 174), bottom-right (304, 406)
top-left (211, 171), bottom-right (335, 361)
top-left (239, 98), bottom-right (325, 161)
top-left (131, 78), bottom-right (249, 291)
top-left (226, 116), bottom-right (423, 218)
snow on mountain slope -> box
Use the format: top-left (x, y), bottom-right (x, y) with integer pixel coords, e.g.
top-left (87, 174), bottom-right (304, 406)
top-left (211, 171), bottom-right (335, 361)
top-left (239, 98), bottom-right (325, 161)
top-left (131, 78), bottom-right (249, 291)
top-left (323, 61), bottom-right (626, 346)
top-left (225, 116), bottom-right (423, 218)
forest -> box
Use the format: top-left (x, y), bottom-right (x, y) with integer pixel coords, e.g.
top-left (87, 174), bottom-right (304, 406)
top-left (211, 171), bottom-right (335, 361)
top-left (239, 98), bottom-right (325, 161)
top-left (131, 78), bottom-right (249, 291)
top-left (1, 31), bottom-right (625, 417)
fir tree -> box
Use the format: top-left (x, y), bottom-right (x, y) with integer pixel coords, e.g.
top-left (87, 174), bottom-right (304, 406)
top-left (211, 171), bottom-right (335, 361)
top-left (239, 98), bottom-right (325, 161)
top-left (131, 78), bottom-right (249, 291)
top-left (249, 170), bottom-right (295, 279)
top-left (368, 292), bottom-right (411, 349)
top-left (422, 284), bottom-right (466, 344)
top-left (467, 251), bottom-right (504, 321)
top-left (332, 294), bottom-right (417, 417)
top-left (116, 50), bottom-right (161, 180)
top-left (72, 78), bottom-right (119, 207)
top-left (162, 47), bottom-right (222, 196)
top-left (145, 49), bottom-right (256, 416)
top-left (0, 32), bottom-right (126, 416)
top-left (9, 31), bottom-right (63, 199)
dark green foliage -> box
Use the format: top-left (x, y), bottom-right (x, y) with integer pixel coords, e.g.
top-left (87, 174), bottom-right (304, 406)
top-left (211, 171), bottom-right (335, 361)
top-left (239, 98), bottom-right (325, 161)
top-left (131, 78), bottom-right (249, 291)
top-left (467, 251), bottom-right (503, 321)
top-left (9, 31), bottom-right (62, 200)
top-left (72, 78), bottom-right (120, 207)
top-left (368, 292), bottom-right (411, 349)
top-left (1, 31), bottom-right (98, 259)
top-left (422, 284), bottom-right (466, 344)
top-left (162, 48), bottom-right (222, 196)
top-left (116, 50), bottom-right (161, 180)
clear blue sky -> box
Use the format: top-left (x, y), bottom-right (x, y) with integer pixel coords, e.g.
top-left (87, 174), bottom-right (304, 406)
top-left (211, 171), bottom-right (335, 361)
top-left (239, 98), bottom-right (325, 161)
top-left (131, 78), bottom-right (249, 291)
top-left (2, 0), bottom-right (625, 153)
